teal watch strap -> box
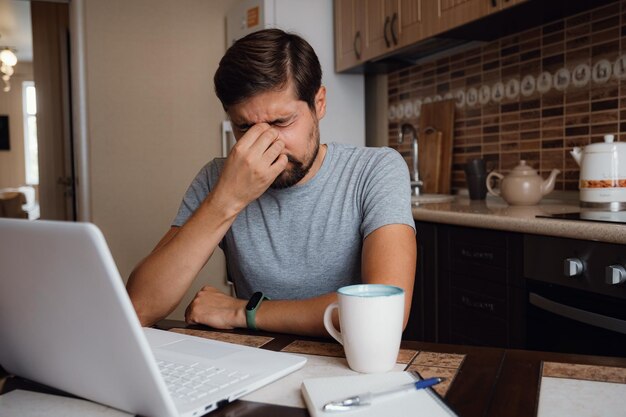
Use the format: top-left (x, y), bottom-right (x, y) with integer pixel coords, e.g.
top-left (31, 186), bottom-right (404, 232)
top-left (245, 292), bottom-right (269, 330)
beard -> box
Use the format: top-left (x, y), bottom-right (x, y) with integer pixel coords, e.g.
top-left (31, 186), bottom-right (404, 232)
top-left (270, 121), bottom-right (320, 190)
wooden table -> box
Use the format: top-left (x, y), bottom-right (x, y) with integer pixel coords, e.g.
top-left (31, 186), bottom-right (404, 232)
top-left (1, 320), bottom-right (625, 417)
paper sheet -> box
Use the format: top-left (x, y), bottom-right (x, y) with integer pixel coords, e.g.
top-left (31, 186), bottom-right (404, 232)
top-left (537, 377), bottom-right (626, 417)
top-left (302, 371), bottom-right (457, 417)
top-left (242, 353), bottom-right (406, 408)
top-left (0, 390), bottom-right (133, 417)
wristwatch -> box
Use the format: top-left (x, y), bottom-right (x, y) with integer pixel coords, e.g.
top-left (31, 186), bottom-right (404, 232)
top-left (245, 292), bottom-right (269, 330)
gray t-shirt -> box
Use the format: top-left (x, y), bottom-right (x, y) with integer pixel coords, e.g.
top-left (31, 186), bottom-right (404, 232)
top-left (173, 143), bottom-right (414, 300)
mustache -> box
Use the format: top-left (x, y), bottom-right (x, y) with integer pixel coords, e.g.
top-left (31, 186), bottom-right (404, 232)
top-left (286, 154), bottom-right (302, 166)
top-left (273, 153), bottom-right (303, 167)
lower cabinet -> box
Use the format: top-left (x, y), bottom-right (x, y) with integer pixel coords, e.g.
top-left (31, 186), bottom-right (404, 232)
top-left (406, 221), bottom-right (526, 348)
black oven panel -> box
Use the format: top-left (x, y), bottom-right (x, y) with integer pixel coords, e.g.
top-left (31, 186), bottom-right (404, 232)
top-left (524, 234), bottom-right (626, 357)
top-left (524, 234), bottom-right (626, 300)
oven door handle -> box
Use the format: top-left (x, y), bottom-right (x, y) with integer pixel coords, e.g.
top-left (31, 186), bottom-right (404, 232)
top-left (529, 292), bottom-right (626, 335)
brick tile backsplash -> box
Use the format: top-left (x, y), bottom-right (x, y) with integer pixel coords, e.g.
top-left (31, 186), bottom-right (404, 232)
top-left (387, 0), bottom-right (626, 192)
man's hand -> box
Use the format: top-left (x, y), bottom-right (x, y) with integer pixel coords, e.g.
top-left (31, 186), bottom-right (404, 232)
top-left (213, 123), bottom-right (288, 212)
top-left (184, 286), bottom-right (247, 329)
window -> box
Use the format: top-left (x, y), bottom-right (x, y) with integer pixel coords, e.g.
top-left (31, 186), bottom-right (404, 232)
top-left (23, 81), bottom-right (38, 185)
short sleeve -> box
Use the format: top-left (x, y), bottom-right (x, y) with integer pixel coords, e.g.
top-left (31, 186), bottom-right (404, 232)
top-left (359, 148), bottom-right (415, 238)
top-left (171, 159), bottom-right (224, 227)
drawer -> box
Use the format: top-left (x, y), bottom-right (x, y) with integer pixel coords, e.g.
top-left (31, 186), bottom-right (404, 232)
top-left (449, 304), bottom-right (507, 346)
top-left (450, 240), bottom-right (508, 269)
top-left (450, 286), bottom-right (507, 321)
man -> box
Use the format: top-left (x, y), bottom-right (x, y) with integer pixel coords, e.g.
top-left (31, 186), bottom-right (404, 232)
top-left (127, 29), bottom-right (416, 337)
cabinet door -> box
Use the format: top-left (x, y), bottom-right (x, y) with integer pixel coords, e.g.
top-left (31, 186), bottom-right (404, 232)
top-left (363, 0), bottom-right (391, 59)
top-left (404, 221), bottom-right (438, 342)
top-left (366, 0), bottom-right (425, 57)
top-left (424, 0), bottom-right (495, 37)
top-left (437, 224), bottom-right (526, 348)
top-left (398, 0), bottom-right (425, 48)
top-left (498, 0), bottom-right (527, 11)
top-left (334, 0), bottom-right (366, 72)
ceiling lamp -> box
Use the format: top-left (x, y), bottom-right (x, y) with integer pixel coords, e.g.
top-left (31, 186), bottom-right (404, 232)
top-left (0, 47), bottom-right (18, 93)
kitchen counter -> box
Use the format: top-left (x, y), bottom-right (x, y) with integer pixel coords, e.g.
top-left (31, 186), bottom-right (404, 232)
top-left (412, 191), bottom-right (626, 244)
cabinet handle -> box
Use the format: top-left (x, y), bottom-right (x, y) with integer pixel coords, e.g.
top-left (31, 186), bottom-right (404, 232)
top-left (461, 295), bottom-right (496, 313)
top-left (460, 248), bottom-right (495, 261)
top-left (390, 12), bottom-right (398, 45)
top-left (383, 16), bottom-right (391, 48)
top-left (353, 31), bottom-right (361, 60)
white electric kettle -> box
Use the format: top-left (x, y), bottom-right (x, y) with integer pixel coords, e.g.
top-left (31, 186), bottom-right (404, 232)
top-left (570, 134), bottom-right (626, 210)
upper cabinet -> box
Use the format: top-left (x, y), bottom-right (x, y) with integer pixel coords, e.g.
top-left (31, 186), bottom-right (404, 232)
top-left (335, 0), bottom-right (366, 72)
top-left (335, 0), bottom-right (426, 72)
top-left (334, 0), bottom-right (528, 72)
top-left (425, 0), bottom-right (493, 37)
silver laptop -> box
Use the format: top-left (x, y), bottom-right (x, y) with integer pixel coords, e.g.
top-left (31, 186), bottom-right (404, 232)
top-left (0, 219), bottom-right (306, 417)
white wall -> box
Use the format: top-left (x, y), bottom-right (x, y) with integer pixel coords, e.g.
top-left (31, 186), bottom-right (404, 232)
top-left (228, 0), bottom-right (365, 147)
top-left (273, 0), bottom-right (365, 147)
top-left (83, 0), bottom-right (235, 320)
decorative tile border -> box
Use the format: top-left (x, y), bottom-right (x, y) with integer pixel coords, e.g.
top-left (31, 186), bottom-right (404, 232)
top-left (542, 361), bottom-right (626, 384)
top-left (169, 328), bottom-right (273, 348)
top-left (280, 340), bottom-right (418, 364)
top-left (388, 0), bottom-right (626, 192)
top-left (407, 352), bottom-right (466, 397)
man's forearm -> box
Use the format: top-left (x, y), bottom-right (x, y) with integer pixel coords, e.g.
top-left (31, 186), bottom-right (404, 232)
top-left (127, 191), bottom-right (239, 326)
top-left (253, 293), bottom-right (338, 337)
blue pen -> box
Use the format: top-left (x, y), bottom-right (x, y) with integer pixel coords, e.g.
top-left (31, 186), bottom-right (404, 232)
top-left (323, 376), bottom-right (445, 412)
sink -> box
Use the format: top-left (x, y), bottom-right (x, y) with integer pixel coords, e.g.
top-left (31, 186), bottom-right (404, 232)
top-left (411, 194), bottom-right (455, 205)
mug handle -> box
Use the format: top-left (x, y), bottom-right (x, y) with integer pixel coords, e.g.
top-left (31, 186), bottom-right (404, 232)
top-left (486, 171), bottom-right (503, 196)
top-left (323, 302), bottom-right (343, 345)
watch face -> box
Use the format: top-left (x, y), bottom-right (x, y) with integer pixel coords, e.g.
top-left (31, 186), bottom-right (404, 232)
top-left (246, 292), bottom-right (263, 311)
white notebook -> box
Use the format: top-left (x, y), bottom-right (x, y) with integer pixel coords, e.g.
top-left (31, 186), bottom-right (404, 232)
top-left (301, 371), bottom-right (458, 417)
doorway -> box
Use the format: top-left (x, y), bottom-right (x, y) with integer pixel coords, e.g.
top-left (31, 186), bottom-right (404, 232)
top-left (0, 0), bottom-right (76, 221)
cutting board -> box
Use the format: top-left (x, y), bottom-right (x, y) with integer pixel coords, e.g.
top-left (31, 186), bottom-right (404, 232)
top-left (418, 100), bottom-right (455, 194)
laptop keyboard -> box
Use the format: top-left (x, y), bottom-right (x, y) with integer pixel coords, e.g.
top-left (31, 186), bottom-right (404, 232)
top-left (157, 359), bottom-right (250, 403)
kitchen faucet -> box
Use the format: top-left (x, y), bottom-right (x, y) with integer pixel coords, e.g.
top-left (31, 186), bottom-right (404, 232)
top-left (398, 123), bottom-right (422, 196)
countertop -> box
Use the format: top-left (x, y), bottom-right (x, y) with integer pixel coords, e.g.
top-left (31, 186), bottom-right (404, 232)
top-left (411, 191), bottom-right (626, 244)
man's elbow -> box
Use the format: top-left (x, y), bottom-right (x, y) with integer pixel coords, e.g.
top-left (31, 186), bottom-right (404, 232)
top-left (127, 291), bottom-right (164, 328)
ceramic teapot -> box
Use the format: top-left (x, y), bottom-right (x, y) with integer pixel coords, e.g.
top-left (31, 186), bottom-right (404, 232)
top-left (486, 161), bottom-right (560, 206)
top-left (570, 134), bottom-right (626, 209)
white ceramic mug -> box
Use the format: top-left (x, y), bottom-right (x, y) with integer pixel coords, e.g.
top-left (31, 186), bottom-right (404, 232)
top-left (323, 284), bottom-right (405, 373)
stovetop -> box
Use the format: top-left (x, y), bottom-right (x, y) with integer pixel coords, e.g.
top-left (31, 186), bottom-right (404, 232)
top-left (537, 211), bottom-right (626, 225)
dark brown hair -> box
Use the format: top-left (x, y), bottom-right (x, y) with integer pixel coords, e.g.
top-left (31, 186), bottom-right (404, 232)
top-left (214, 29), bottom-right (322, 111)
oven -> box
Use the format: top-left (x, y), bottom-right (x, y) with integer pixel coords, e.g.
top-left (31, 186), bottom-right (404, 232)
top-left (524, 234), bottom-right (626, 357)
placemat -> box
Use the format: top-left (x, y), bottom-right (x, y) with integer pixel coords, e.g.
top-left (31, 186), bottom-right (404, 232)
top-left (407, 352), bottom-right (466, 397)
top-left (281, 340), bottom-right (418, 364)
top-left (542, 362), bottom-right (626, 384)
top-left (281, 340), bottom-right (466, 397)
top-left (538, 362), bottom-right (626, 417)
top-left (169, 328), bottom-right (273, 348)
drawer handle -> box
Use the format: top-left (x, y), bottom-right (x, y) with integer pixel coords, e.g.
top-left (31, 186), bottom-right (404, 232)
top-left (353, 31), bottom-right (361, 60)
top-left (384, 16), bottom-right (391, 48)
top-left (390, 12), bottom-right (398, 45)
top-left (461, 295), bottom-right (495, 312)
top-left (461, 248), bottom-right (495, 260)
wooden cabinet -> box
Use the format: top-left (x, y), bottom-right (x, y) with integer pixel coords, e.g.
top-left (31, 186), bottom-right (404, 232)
top-left (437, 224), bottom-right (525, 348)
top-left (334, 0), bottom-right (426, 72)
top-left (423, 0), bottom-right (527, 37)
top-left (404, 221), bottom-right (438, 342)
top-left (334, 0), bottom-right (366, 72)
top-left (405, 222), bottom-right (526, 347)
top-left (334, 0), bottom-right (528, 72)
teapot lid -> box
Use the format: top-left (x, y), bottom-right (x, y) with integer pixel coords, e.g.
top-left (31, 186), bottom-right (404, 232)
top-left (510, 160), bottom-right (538, 176)
top-left (585, 134), bottom-right (626, 153)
